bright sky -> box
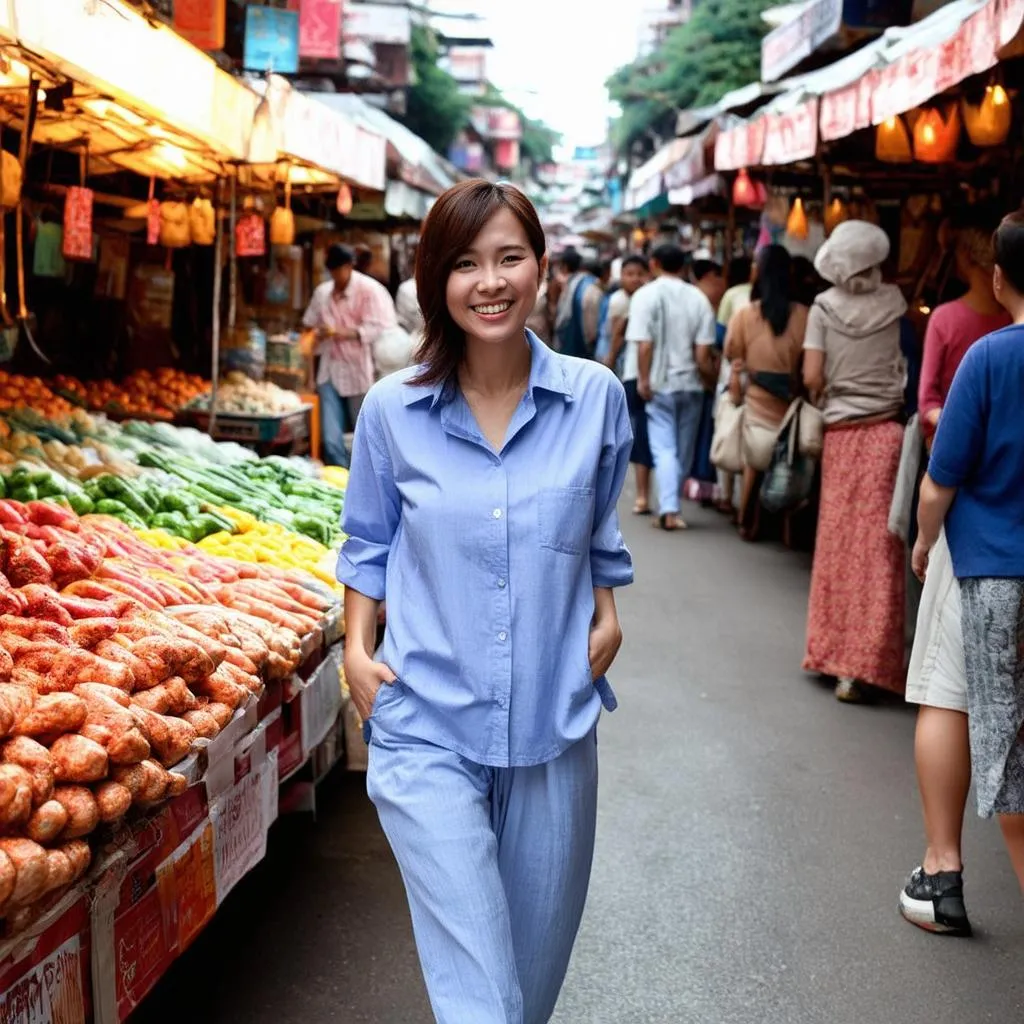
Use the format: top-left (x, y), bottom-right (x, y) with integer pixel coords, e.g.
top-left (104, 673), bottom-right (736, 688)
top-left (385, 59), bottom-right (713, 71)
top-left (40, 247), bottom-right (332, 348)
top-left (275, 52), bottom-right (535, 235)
top-left (430, 0), bottom-right (646, 151)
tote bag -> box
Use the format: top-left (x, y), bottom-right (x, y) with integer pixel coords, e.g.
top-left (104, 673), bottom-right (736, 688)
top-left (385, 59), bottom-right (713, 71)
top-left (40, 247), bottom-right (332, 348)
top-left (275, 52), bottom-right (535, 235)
top-left (710, 393), bottom-right (744, 474)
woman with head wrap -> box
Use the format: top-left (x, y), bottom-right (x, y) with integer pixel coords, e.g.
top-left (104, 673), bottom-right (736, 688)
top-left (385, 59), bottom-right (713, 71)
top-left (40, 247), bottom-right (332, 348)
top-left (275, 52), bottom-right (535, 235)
top-left (801, 221), bottom-right (908, 704)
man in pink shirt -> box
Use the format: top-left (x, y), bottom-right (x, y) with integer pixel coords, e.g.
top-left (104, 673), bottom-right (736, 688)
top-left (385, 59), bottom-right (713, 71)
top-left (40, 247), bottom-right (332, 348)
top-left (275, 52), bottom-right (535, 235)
top-left (302, 245), bottom-right (397, 467)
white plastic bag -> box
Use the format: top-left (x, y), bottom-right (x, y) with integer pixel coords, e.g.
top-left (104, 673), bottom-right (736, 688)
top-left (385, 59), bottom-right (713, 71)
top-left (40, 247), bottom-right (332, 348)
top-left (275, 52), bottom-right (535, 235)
top-left (372, 325), bottom-right (415, 379)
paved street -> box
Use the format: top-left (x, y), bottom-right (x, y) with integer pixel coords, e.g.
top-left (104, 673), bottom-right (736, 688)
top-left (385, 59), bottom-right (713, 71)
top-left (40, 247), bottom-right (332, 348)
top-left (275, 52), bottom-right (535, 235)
top-left (133, 502), bottom-right (1024, 1024)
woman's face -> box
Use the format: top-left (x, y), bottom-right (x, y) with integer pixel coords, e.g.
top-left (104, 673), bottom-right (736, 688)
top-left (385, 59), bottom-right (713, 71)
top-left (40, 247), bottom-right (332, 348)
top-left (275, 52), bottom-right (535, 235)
top-left (446, 208), bottom-right (545, 348)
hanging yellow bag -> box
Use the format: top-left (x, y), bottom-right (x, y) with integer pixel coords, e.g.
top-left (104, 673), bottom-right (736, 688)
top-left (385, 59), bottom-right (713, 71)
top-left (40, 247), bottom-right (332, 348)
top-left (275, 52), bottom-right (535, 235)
top-left (190, 197), bottom-right (216, 246)
top-left (963, 85), bottom-right (1011, 147)
top-left (270, 206), bottom-right (295, 246)
top-left (0, 152), bottom-right (22, 210)
top-left (159, 201), bottom-right (191, 248)
top-left (875, 116), bottom-right (913, 163)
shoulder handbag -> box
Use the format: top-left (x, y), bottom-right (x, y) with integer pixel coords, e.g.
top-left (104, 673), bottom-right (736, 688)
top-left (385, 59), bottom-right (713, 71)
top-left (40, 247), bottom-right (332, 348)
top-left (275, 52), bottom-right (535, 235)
top-left (710, 392), bottom-right (745, 473)
top-left (760, 401), bottom-right (817, 514)
top-left (794, 396), bottom-right (824, 459)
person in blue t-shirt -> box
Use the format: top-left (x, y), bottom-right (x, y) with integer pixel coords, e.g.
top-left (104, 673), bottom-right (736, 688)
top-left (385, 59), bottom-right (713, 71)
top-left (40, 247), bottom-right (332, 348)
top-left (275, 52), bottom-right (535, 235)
top-left (914, 208), bottom-right (1024, 896)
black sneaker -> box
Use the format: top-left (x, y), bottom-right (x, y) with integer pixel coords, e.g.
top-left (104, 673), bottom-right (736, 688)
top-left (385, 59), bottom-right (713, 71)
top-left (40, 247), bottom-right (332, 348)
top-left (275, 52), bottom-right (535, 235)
top-left (899, 866), bottom-right (973, 936)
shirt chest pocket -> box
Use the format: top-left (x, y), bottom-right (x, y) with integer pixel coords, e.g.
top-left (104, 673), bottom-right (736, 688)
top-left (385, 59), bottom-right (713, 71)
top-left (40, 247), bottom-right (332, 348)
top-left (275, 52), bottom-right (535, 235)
top-left (538, 486), bottom-right (595, 556)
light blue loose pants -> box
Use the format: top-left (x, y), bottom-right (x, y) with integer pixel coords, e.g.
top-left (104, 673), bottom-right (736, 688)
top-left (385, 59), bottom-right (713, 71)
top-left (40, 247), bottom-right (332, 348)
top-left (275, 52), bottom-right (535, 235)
top-left (645, 389), bottom-right (704, 516)
top-left (367, 717), bottom-right (599, 1024)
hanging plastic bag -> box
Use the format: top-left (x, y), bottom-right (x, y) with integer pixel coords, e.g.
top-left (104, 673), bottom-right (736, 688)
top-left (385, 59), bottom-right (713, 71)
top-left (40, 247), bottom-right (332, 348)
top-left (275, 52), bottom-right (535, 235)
top-left (63, 186), bottom-right (94, 261)
top-left (0, 152), bottom-right (22, 210)
top-left (159, 201), bottom-right (191, 248)
top-left (189, 198), bottom-right (216, 246)
top-left (236, 212), bottom-right (266, 257)
top-left (270, 206), bottom-right (295, 246)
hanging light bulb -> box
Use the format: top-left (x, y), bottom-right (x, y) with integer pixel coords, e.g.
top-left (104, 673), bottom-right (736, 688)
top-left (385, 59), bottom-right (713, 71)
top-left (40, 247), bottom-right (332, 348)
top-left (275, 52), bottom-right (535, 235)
top-left (786, 197), bottom-right (809, 240)
top-left (732, 168), bottom-right (758, 208)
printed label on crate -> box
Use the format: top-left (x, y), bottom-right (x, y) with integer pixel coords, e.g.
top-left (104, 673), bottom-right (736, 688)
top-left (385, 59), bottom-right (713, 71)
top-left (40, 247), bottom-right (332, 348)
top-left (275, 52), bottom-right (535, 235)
top-left (301, 649), bottom-right (343, 756)
top-left (167, 821), bottom-right (217, 952)
top-left (114, 884), bottom-right (175, 1018)
top-left (0, 934), bottom-right (86, 1024)
top-left (212, 768), bottom-right (268, 904)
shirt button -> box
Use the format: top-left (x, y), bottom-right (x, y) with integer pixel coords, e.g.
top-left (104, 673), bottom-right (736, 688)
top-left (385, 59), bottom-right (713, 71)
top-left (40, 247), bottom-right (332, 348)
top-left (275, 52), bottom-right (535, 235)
top-left (492, 509), bottom-right (503, 519)
top-left (498, 631), bottom-right (508, 642)
top-left (497, 578), bottom-right (506, 589)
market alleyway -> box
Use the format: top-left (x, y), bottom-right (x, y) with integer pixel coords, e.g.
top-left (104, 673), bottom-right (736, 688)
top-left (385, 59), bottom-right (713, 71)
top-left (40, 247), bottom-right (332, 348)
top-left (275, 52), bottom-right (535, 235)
top-left (132, 503), bottom-right (1024, 1024)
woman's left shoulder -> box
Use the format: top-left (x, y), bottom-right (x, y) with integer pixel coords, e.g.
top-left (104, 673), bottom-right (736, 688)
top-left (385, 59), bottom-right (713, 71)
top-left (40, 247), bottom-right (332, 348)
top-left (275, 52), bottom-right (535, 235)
top-left (562, 355), bottom-right (625, 402)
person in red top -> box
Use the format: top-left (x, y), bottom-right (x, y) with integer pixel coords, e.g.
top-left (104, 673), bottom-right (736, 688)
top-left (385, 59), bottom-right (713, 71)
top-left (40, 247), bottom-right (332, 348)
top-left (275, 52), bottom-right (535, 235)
top-left (918, 226), bottom-right (1010, 440)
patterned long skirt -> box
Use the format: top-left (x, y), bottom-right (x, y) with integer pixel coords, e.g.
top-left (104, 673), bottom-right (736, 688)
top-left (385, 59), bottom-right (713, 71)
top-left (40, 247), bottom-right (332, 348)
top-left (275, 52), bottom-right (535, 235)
top-left (803, 420), bottom-right (906, 693)
top-left (961, 578), bottom-right (1024, 817)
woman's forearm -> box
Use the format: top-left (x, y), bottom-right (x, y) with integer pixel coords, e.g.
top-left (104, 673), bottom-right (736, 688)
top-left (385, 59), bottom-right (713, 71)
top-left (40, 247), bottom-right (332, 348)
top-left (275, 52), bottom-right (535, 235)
top-left (345, 587), bottom-right (382, 662)
top-left (593, 587), bottom-right (618, 626)
top-left (917, 473), bottom-right (956, 548)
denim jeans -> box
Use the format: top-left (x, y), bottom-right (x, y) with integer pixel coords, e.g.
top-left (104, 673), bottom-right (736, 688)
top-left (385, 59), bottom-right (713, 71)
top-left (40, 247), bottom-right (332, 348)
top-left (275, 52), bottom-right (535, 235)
top-left (646, 389), bottom-right (704, 516)
top-left (317, 383), bottom-right (364, 468)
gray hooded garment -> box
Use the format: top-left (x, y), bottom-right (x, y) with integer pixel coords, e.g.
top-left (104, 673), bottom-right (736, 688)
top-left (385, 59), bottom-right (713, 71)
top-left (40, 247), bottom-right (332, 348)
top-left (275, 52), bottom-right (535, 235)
top-left (806, 221), bottom-right (908, 425)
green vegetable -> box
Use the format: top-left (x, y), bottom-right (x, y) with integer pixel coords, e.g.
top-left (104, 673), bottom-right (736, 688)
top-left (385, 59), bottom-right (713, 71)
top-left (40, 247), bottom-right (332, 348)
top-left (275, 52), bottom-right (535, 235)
top-left (97, 476), bottom-right (154, 519)
top-left (94, 499), bottom-right (129, 516)
top-left (150, 511), bottom-right (189, 535)
top-left (293, 514), bottom-right (331, 546)
top-left (66, 491), bottom-right (94, 516)
top-left (160, 492), bottom-right (198, 516)
top-left (11, 484), bottom-right (38, 502)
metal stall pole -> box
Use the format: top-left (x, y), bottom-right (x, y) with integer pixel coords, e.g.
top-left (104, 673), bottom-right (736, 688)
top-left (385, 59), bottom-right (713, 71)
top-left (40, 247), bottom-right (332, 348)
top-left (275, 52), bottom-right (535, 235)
top-left (209, 177), bottom-right (225, 438)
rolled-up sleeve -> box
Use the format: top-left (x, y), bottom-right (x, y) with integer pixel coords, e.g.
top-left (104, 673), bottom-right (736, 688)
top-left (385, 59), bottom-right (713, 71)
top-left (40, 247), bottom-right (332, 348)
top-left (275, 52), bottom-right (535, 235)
top-left (590, 381), bottom-right (634, 588)
top-left (336, 392), bottom-right (400, 600)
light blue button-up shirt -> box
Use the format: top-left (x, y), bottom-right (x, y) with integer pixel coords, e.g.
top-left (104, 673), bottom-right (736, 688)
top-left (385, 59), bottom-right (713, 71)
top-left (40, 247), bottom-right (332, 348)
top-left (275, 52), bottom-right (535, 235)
top-left (338, 330), bottom-right (634, 767)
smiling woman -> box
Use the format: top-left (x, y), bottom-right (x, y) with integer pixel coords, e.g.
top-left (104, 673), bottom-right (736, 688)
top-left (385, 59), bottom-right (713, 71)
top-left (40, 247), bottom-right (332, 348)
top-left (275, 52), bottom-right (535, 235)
top-left (412, 179), bottom-right (547, 386)
top-left (337, 179), bottom-right (636, 1022)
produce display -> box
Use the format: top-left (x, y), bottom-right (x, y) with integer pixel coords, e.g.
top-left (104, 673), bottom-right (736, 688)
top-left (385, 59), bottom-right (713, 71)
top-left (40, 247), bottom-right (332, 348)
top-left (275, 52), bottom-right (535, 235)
top-left (0, 374), bottom-right (77, 419)
top-left (51, 370), bottom-right (208, 420)
top-left (0, 497), bottom-right (339, 930)
top-left (185, 373), bottom-right (306, 416)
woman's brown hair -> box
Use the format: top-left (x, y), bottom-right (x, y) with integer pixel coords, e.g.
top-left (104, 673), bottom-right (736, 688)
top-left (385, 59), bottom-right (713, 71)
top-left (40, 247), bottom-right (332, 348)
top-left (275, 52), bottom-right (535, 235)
top-left (410, 179), bottom-right (546, 387)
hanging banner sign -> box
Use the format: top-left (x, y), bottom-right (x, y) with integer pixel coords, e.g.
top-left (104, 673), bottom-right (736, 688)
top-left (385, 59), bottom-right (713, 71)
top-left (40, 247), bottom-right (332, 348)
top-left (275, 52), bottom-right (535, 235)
top-left (871, 0), bottom-right (1024, 124)
top-left (761, 99), bottom-right (819, 165)
top-left (287, 0), bottom-right (344, 60)
top-left (244, 6), bottom-right (300, 74)
top-left (173, 0), bottom-right (226, 51)
top-left (714, 119), bottom-right (766, 172)
top-left (819, 69), bottom-right (877, 141)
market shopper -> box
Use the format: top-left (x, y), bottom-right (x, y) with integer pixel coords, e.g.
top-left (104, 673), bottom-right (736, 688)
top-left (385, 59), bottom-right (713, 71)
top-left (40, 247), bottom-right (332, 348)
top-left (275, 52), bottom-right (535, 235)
top-left (724, 246), bottom-right (808, 539)
top-left (553, 248), bottom-right (603, 358)
top-left (302, 244), bottom-right (397, 469)
top-left (629, 243), bottom-right (717, 531)
top-left (911, 208), bottom-right (1024, 901)
top-left (338, 180), bottom-right (633, 1024)
top-left (901, 223), bottom-right (1009, 936)
top-left (687, 259), bottom-right (727, 504)
top-left (603, 254), bottom-right (652, 514)
top-left (802, 221), bottom-right (908, 703)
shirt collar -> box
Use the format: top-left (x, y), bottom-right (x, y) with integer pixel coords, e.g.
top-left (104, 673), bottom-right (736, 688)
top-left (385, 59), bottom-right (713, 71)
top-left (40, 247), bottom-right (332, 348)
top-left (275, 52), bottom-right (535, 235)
top-left (401, 330), bottom-right (574, 409)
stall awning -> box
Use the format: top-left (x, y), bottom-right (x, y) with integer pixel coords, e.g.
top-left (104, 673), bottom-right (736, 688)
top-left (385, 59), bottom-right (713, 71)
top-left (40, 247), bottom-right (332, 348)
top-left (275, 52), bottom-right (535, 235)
top-left (0, 0), bottom-right (388, 189)
top-left (262, 79), bottom-right (387, 192)
top-left (10, 0), bottom-right (256, 163)
top-left (715, 0), bottom-right (1024, 170)
top-left (306, 92), bottom-right (457, 197)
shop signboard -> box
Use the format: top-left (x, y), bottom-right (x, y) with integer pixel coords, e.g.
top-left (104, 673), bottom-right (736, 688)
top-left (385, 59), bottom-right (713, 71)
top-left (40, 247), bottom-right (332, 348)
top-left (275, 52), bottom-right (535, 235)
top-left (212, 766), bottom-right (269, 904)
top-left (713, 118), bottom-right (766, 172)
top-left (761, 99), bottom-right (819, 165)
top-left (872, 0), bottom-right (1024, 124)
top-left (173, 0), bottom-right (226, 51)
top-left (762, 0), bottom-right (844, 82)
top-left (343, 2), bottom-right (411, 45)
top-left (286, 0), bottom-right (344, 60)
top-left (244, 5), bottom-right (300, 74)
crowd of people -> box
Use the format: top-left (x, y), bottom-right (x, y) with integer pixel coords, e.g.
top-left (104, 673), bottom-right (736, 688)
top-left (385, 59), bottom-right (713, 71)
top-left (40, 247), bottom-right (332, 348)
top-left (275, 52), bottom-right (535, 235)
top-left (311, 187), bottom-right (1024, 1022)
top-left (555, 207), bottom-right (1024, 943)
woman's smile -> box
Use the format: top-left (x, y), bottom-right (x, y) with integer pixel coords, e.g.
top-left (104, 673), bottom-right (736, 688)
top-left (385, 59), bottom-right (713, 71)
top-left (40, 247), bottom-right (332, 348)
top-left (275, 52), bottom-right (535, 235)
top-left (471, 299), bottom-right (515, 320)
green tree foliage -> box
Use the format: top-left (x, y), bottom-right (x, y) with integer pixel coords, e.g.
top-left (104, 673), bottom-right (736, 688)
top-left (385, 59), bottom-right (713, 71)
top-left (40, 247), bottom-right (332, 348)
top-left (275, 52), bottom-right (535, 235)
top-left (607, 0), bottom-right (777, 150)
top-left (474, 84), bottom-right (561, 167)
top-left (401, 24), bottom-right (470, 154)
